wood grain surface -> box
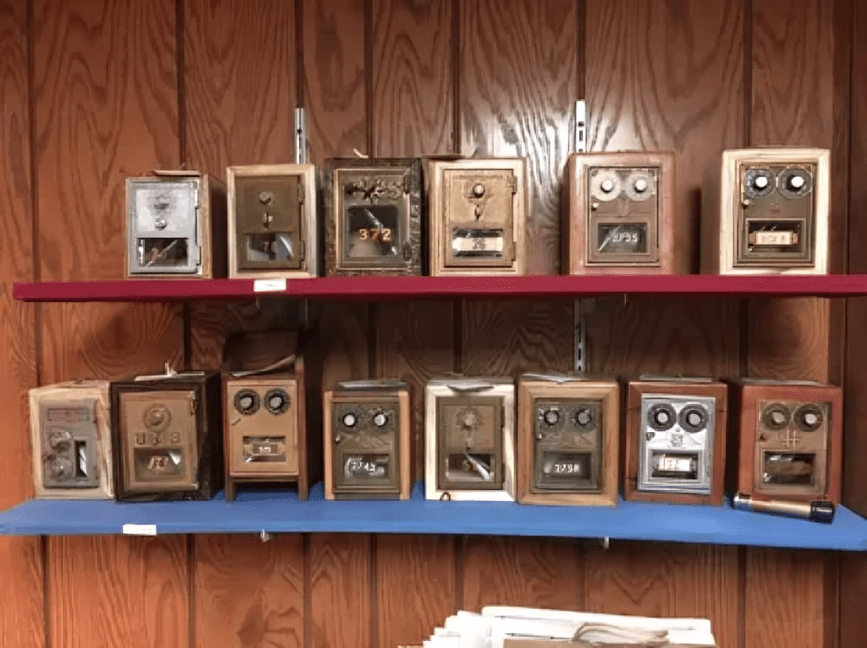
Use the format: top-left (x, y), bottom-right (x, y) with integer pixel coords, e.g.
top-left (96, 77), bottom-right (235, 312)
top-left (32, 2), bottom-right (188, 648)
top-left (371, 0), bottom-right (453, 157)
top-left (584, 543), bottom-right (738, 648)
top-left (584, 0), bottom-right (744, 379)
top-left (459, 0), bottom-right (578, 276)
top-left (309, 534), bottom-right (371, 648)
top-left (747, 0), bottom-right (839, 382)
top-left (743, 549), bottom-right (830, 648)
top-left (48, 536), bottom-right (189, 648)
top-left (376, 535), bottom-right (456, 648)
top-left (461, 536), bottom-right (584, 611)
top-left (461, 300), bottom-right (574, 376)
top-left (0, 2), bottom-right (44, 647)
top-left (195, 534), bottom-right (304, 648)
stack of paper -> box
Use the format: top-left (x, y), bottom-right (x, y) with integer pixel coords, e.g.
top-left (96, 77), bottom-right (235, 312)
top-left (412, 606), bottom-right (716, 648)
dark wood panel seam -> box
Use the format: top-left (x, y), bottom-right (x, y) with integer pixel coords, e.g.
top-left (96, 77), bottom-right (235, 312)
top-left (453, 300), bottom-right (462, 373)
top-left (845, 0), bottom-right (855, 276)
top-left (176, 0), bottom-right (186, 166)
top-left (370, 534), bottom-right (379, 648)
top-left (743, 0), bottom-right (753, 147)
top-left (576, 0), bottom-right (585, 104)
top-left (451, 1), bottom-right (460, 155)
top-left (737, 545), bottom-right (745, 648)
top-left (296, 0), bottom-right (305, 106)
top-left (27, 0), bottom-right (43, 387)
top-left (41, 536), bottom-right (50, 648)
top-left (187, 535), bottom-right (196, 648)
top-left (453, 536), bottom-right (464, 610)
top-left (826, 552), bottom-right (841, 648)
top-left (368, 304), bottom-right (378, 378)
top-left (303, 533), bottom-right (311, 648)
top-left (364, 0), bottom-right (373, 156)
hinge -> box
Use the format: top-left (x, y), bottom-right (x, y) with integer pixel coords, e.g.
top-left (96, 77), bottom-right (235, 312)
top-left (403, 172), bottom-right (411, 194)
top-left (507, 175), bottom-right (517, 195)
top-left (575, 100), bottom-right (587, 153)
top-left (295, 108), bottom-right (307, 165)
top-left (190, 392), bottom-right (197, 415)
top-left (298, 181), bottom-right (305, 205)
top-left (196, 245), bottom-right (202, 267)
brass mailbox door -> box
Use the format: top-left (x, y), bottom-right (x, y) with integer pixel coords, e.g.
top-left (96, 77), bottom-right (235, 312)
top-left (532, 399), bottom-right (601, 493)
top-left (436, 395), bottom-right (503, 490)
top-left (120, 390), bottom-right (198, 493)
top-left (39, 398), bottom-right (99, 489)
top-left (336, 168), bottom-right (411, 270)
top-left (235, 174), bottom-right (304, 271)
top-left (585, 167), bottom-right (659, 265)
top-left (227, 381), bottom-right (298, 476)
top-left (754, 400), bottom-right (828, 499)
top-left (331, 398), bottom-right (401, 495)
top-left (443, 169), bottom-right (516, 268)
top-left (736, 163), bottom-right (815, 267)
top-left (128, 179), bottom-right (199, 274)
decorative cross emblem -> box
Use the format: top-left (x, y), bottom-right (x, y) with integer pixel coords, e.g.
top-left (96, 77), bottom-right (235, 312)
top-left (780, 428), bottom-right (800, 448)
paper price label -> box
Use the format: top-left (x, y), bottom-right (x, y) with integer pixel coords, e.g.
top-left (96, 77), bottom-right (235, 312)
top-left (122, 524), bottom-right (157, 536)
top-left (253, 278), bottom-right (287, 293)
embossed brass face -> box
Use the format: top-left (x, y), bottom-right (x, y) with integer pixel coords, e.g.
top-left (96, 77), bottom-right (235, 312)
top-left (753, 399), bottom-right (829, 498)
top-left (638, 395), bottom-right (716, 496)
top-left (226, 379), bottom-right (298, 477)
top-left (235, 174), bottom-right (303, 271)
top-left (337, 169), bottom-right (409, 268)
top-left (39, 399), bottom-right (100, 490)
top-left (586, 167), bottom-right (660, 265)
top-left (127, 178), bottom-right (200, 275)
top-left (120, 390), bottom-right (198, 494)
top-left (443, 169), bottom-right (516, 268)
top-left (736, 163), bottom-right (815, 267)
top-left (436, 396), bottom-right (503, 491)
top-left (532, 399), bottom-right (601, 493)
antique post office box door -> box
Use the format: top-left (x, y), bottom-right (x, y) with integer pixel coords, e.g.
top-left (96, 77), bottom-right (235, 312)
top-left (586, 167), bottom-right (659, 265)
top-left (533, 399), bottom-right (601, 493)
top-left (437, 396), bottom-right (503, 490)
top-left (127, 178), bottom-right (199, 274)
top-left (236, 174), bottom-right (304, 271)
top-left (227, 381), bottom-right (298, 477)
top-left (443, 169), bottom-right (516, 268)
top-left (337, 168), bottom-right (411, 270)
top-left (754, 399), bottom-right (829, 499)
top-left (736, 163), bottom-right (815, 267)
top-left (121, 390), bottom-right (198, 494)
top-left (39, 399), bottom-right (100, 489)
top-left (331, 397), bottom-right (401, 495)
top-left (638, 395), bottom-right (715, 495)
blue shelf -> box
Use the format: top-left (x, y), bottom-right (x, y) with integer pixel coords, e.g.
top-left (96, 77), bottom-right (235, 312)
top-left (1, 482), bottom-right (865, 551)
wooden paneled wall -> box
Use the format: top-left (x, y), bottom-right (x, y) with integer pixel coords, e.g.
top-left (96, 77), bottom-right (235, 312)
top-left (0, 1), bottom-right (861, 647)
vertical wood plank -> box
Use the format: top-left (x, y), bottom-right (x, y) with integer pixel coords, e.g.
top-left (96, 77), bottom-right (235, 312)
top-left (32, 2), bottom-right (188, 647)
top-left (48, 536), bottom-right (189, 648)
top-left (309, 534), bottom-right (371, 648)
top-left (376, 535), bottom-right (456, 648)
top-left (303, 4), bottom-right (372, 648)
top-left (743, 549), bottom-right (828, 648)
top-left (195, 534), bottom-right (304, 648)
top-left (746, 3), bottom-right (845, 646)
top-left (584, 543), bottom-right (739, 648)
top-left (0, 2), bottom-right (44, 647)
top-left (461, 537), bottom-right (584, 611)
top-left (184, 0), bottom-right (299, 371)
top-left (459, 0), bottom-right (578, 275)
top-left (371, 0), bottom-right (453, 157)
top-left (584, 0), bottom-right (744, 377)
top-left (747, 0), bottom-right (841, 383)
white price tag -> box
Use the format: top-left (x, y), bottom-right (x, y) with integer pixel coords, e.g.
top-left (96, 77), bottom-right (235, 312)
top-left (122, 524), bottom-right (157, 536)
top-left (253, 278), bottom-right (287, 293)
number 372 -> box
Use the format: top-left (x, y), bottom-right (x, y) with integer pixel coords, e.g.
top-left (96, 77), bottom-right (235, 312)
top-left (358, 228), bottom-right (392, 242)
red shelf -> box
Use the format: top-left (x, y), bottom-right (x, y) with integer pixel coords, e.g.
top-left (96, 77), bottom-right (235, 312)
top-left (11, 274), bottom-right (867, 303)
